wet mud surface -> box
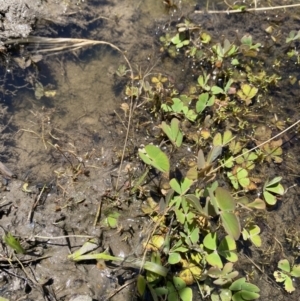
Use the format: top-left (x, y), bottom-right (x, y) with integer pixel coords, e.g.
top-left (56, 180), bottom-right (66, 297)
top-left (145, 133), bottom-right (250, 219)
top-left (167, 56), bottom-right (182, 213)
top-left (0, 0), bottom-right (300, 300)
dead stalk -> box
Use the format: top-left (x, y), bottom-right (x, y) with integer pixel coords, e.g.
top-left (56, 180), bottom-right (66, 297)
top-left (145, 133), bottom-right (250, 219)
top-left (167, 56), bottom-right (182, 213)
top-left (196, 3), bottom-right (300, 14)
top-left (27, 184), bottom-right (47, 223)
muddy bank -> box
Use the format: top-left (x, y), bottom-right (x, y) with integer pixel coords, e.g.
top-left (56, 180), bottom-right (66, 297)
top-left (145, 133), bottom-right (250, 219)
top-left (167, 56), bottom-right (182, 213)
top-left (0, 0), bottom-right (76, 42)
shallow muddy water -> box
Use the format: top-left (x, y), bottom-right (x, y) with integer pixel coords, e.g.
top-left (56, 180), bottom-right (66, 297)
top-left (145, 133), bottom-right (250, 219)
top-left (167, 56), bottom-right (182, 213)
top-left (0, 0), bottom-right (300, 301)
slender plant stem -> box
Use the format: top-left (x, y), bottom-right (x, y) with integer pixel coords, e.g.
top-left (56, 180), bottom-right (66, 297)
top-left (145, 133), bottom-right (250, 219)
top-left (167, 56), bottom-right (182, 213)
top-left (196, 3), bottom-right (300, 14)
top-left (35, 234), bottom-right (95, 239)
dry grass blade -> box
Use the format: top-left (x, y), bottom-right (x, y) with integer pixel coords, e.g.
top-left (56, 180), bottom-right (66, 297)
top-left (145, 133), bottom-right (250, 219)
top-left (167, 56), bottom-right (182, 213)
top-left (196, 3), bottom-right (300, 14)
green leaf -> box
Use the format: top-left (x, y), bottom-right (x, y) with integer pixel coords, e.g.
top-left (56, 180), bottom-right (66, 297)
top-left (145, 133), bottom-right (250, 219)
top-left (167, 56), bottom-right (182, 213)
top-left (206, 252), bottom-right (223, 269)
top-left (67, 238), bottom-right (99, 260)
top-left (0, 297), bottom-right (10, 301)
top-left (161, 118), bottom-right (183, 147)
top-left (223, 130), bottom-right (233, 145)
top-left (241, 34), bottom-right (253, 46)
top-left (185, 194), bottom-right (207, 217)
top-left (181, 178), bottom-right (193, 194)
top-left (173, 277), bottom-right (186, 290)
top-left (232, 291), bottom-right (259, 301)
top-left (171, 34), bottom-right (181, 45)
top-left (251, 235), bottom-right (262, 248)
top-left (196, 92), bottom-right (209, 113)
top-left (3, 232), bottom-right (25, 254)
top-left (230, 278), bottom-right (245, 291)
top-left (170, 178), bottom-right (193, 196)
top-left (206, 146), bottom-right (222, 164)
top-left (216, 187), bottom-right (236, 211)
top-left (179, 287), bottom-right (193, 301)
top-left (170, 98), bottom-right (184, 113)
top-left (236, 167), bottom-right (250, 188)
top-left (219, 289), bottom-right (232, 301)
top-left (227, 172), bottom-right (239, 190)
top-left (213, 133), bottom-right (222, 146)
top-left (248, 225), bottom-right (261, 247)
top-left (265, 176), bottom-right (281, 186)
top-left (211, 86), bottom-right (224, 95)
top-left (291, 265), bottom-right (300, 277)
top-left (168, 252), bottom-right (182, 264)
top-left (265, 184), bottom-right (284, 195)
top-left (273, 271), bottom-right (286, 282)
top-left (263, 190), bottom-right (277, 205)
top-left (237, 84), bottom-right (258, 105)
top-left (170, 178), bottom-right (181, 194)
top-left (286, 30), bottom-right (300, 43)
top-left (241, 282), bottom-right (260, 293)
top-left (218, 235), bottom-right (236, 252)
top-left (246, 199), bottom-right (266, 210)
top-left (187, 227), bottom-right (198, 244)
top-left (220, 212), bottom-right (241, 240)
top-left (139, 145), bottom-right (170, 173)
top-left (223, 156), bottom-right (234, 168)
top-left (278, 259), bottom-right (291, 273)
top-left (137, 275), bottom-right (146, 296)
top-left (200, 32), bottom-right (211, 44)
top-left (175, 209), bottom-right (185, 224)
top-left (242, 291), bottom-right (260, 300)
top-left (105, 211), bottom-right (120, 228)
top-left (185, 109), bottom-right (197, 122)
top-left (231, 58), bottom-right (239, 65)
top-left (204, 232), bottom-right (218, 250)
top-left (284, 276), bottom-right (295, 293)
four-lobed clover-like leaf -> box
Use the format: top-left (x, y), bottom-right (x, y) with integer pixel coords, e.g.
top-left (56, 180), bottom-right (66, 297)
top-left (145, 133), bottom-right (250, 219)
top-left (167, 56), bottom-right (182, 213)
top-left (274, 259), bottom-right (300, 293)
top-left (139, 144), bottom-right (170, 173)
top-left (237, 83), bottom-right (258, 105)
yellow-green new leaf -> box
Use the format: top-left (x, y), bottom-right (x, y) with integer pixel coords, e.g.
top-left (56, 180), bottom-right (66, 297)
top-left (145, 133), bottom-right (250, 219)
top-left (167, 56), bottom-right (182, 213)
top-left (237, 84), bottom-right (258, 105)
top-left (139, 145), bottom-right (170, 173)
top-left (3, 232), bottom-right (25, 254)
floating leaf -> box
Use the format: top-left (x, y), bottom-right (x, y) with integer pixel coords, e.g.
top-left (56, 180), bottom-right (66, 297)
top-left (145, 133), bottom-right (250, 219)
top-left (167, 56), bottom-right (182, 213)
top-left (242, 225), bottom-right (261, 247)
top-left (237, 83), bottom-right (258, 105)
top-left (263, 191), bottom-right (277, 205)
top-left (213, 130), bottom-right (233, 147)
top-left (211, 86), bottom-right (224, 95)
top-left (228, 167), bottom-right (250, 189)
top-left (161, 118), bottom-right (183, 147)
top-left (139, 145), bottom-right (170, 173)
top-left (263, 177), bottom-right (284, 205)
top-left (286, 30), bottom-right (300, 43)
top-left (196, 93), bottom-right (215, 113)
top-left (171, 33), bottom-right (190, 48)
top-left (200, 32), bottom-right (211, 44)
